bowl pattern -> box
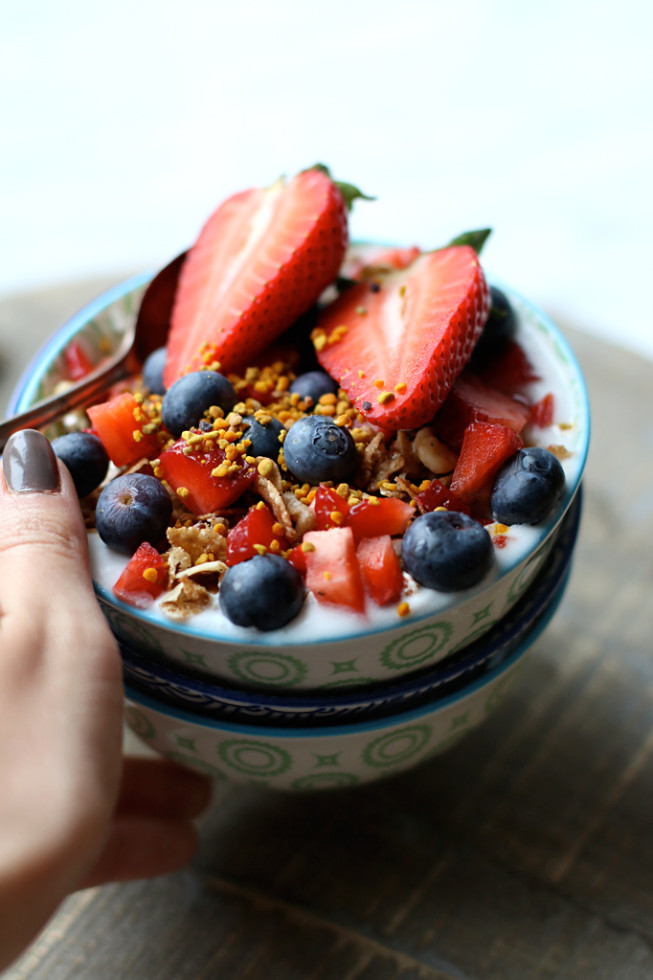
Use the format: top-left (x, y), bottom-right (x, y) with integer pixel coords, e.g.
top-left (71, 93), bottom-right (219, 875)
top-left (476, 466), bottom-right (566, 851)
top-left (124, 577), bottom-right (567, 793)
top-left (9, 270), bottom-right (590, 691)
top-left (120, 489), bottom-right (581, 725)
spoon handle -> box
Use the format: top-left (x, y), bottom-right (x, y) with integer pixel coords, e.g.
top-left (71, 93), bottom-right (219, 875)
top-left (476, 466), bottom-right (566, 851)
top-left (0, 349), bottom-right (132, 453)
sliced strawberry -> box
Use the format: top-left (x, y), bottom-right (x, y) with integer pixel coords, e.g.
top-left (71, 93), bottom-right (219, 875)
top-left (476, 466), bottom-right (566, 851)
top-left (450, 421), bottom-right (523, 516)
top-left (347, 496), bottom-right (413, 542)
top-left (87, 392), bottom-right (161, 467)
top-left (313, 484), bottom-right (351, 530)
top-left (165, 167), bottom-right (349, 384)
top-left (529, 392), bottom-right (555, 427)
top-left (414, 479), bottom-right (471, 516)
top-left (357, 535), bottom-right (404, 605)
top-left (157, 436), bottom-right (256, 515)
top-left (433, 371), bottom-right (531, 451)
top-left (113, 542), bottom-right (167, 608)
top-left (303, 527), bottom-right (365, 613)
top-left (312, 246), bottom-right (490, 433)
top-left (226, 503), bottom-right (289, 565)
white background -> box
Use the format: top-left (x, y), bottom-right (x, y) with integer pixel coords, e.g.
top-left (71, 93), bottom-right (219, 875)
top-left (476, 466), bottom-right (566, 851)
top-left (2, 0), bottom-right (652, 359)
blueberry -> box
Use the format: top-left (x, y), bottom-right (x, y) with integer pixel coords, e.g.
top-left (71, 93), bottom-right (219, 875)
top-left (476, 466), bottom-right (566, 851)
top-left (491, 447), bottom-right (565, 525)
top-left (161, 370), bottom-right (237, 437)
top-left (402, 510), bottom-right (493, 592)
top-left (220, 554), bottom-right (305, 631)
top-left (470, 285), bottom-right (517, 365)
top-left (241, 415), bottom-right (285, 460)
top-left (142, 346), bottom-right (168, 395)
top-left (283, 415), bottom-right (358, 484)
top-left (95, 473), bottom-right (172, 554)
top-left (51, 431), bottom-right (109, 498)
top-left (289, 370), bottom-right (339, 406)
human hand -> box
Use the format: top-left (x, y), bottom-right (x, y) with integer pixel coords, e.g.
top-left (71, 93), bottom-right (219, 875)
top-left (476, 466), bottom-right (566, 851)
top-left (0, 430), bottom-right (212, 972)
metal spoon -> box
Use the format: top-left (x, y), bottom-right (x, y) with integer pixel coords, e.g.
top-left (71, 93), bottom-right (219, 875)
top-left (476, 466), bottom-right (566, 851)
top-left (0, 253), bottom-right (185, 453)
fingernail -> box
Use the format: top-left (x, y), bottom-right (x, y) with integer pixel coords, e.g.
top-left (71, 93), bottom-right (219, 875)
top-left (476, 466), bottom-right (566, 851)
top-left (3, 430), bottom-right (61, 493)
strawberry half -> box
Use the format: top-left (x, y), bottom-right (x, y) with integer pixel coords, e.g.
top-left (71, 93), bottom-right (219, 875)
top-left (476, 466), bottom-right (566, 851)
top-left (312, 246), bottom-right (490, 433)
top-left (164, 167), bottom-right (350, 386)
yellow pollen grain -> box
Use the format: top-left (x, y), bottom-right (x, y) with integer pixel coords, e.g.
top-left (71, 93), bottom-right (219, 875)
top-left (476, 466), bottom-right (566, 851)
top-left (336, 484), bottom-right (349, 497)
top-left (323, 571), bottom-right (331, 581)
top-left (142, 567), bottom-right (159, 583)
top-left (253, 544), bottom-right (268, 556)
top-left (394, 382), bottom-right (407, 393)
top-left (494, 524), bottom-right (509, 535)
top-left (373, 379), bottom-right (384, 389)
top-left (358, 370), bottom-right (365, 378)
top-left (176, 487), bottom-right (190, 499)
top-left (132, 430), bottom-right (143, 443)
top-left (257, 458), bottom-right (274, 478)
top-left (142, 423), bottom-right (158, 435)
top-left (269, 540), bottom-right (282, 554)
top-left (133, 407), bottom-right (145, 422)
top-left (435, 506), bottom-right (448, 512)
top-left (300, 541), bottom-right (315, 553)
top-left (212, 464), bottom-right (230, 478)
top-left (330, 511), bottom-right (345, 525)
top-left (313, 333), bottom-right (327, 352)
top-left (272, 522), bottom-right (284, 535)
top-left (378, 391), bottom-right (395, 405)
top-left (397, 601), bottom-right (410, 617)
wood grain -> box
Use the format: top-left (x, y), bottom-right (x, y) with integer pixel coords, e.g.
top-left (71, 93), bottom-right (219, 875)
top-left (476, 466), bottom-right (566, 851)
top-left (2, 284), bottom-right (652, 979)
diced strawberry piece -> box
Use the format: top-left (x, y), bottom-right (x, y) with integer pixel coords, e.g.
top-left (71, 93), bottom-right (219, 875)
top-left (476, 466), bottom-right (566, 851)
top-left (357, 535), bottom-right (404, 606)
top-left (347, 496), bottom-right (413, 542)
top-left (313, 246), bottom-right (490, 433)
top-left (286, 545), bottom-right (307, 577)
top-left (434, 371), bottom-right (531, 450)
top-left (313, 484), bottom-right (351, 531)
top-left (64, 339), bottom-right (95, 380)
top-left (450, 422), bottom-right (523, 516)
top-left (529, 392), bottom-right (555, 427)
top-left (344, 244), bottom-right (422, 278)
top-left (87, 392), bottom-right (161, 467)
top-left (414, 479), bottom-right (471, 516)
top-left (157, 437), bottom-right (256, 516)
top-left (165, 168), bottom-right (349, 384)
top-left (477, 340), bottom-right (540, 395)
top-left (226, 503), bottom-right (289, 565)
top-left (303, 527), bottom-right (365, 613)
top-left (112, 542), bottom-right (167, 608)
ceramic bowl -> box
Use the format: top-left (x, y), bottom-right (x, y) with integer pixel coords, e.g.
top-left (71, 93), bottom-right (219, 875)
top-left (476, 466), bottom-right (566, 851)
top-left (121, 489), bottom-right (580, 725)
top-left (8, 266), bottom-right (590, 691)
top-left (124, 564), bottom-right (569, 792)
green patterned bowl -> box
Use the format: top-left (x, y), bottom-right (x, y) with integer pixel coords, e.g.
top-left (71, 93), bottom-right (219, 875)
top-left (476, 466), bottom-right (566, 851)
top-left (123, 558), bottom-right (570, 791)
top-left (9, 269), bottom-right (590, 692)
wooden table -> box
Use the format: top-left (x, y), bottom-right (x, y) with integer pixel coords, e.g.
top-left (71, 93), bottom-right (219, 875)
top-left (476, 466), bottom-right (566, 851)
top-left (2, 279), bottom-right (652, 979)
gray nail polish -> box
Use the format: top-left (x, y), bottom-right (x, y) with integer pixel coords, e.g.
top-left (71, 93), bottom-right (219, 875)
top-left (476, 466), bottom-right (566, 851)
top-left (2, 430), bottom-right (61, 493)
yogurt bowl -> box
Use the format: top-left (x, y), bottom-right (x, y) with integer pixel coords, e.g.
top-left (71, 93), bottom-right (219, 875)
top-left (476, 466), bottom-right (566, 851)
top-left (121, 487), bottom-right (580, 725)
top-left (8, 254), bottom-right (590, 692)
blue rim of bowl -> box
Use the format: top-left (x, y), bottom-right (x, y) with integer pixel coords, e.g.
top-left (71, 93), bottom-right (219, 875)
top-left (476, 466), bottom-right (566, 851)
top-left (124, 561), bottom-right (570, 739)
top-left (8, 268), bottom-right (590, 647)
top-left (120, 487), bottom-right (581, 720)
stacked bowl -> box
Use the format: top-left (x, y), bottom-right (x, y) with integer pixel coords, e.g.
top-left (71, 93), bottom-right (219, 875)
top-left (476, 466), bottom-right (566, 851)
top-left (9, 272), bottom-right (590, 792)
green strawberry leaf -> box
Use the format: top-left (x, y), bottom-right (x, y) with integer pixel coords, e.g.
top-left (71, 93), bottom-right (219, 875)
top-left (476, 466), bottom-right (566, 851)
top-left (447, 228), bottom-right (492, 254)
top-left (309, 163), bottom-right (375, 212)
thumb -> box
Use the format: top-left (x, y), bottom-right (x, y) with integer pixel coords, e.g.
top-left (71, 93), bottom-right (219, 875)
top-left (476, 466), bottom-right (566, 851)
top-left (0, 429), bottom-right (121, 689)
top-left (0, 428), bottom-right (98, 599)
